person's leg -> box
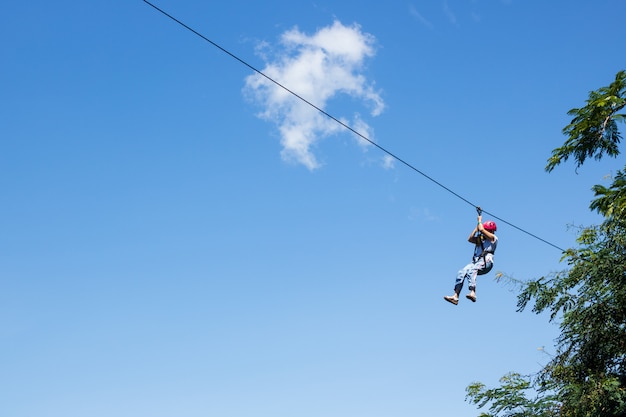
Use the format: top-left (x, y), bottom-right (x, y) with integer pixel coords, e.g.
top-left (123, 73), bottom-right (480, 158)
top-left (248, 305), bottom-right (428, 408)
top-left (444, 263), bottom-right (473, 304)
top-left (466, 259), bottom-right (484, 301)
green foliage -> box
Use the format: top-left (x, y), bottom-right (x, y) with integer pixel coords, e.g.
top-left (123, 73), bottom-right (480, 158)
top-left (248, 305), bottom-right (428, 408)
top-left (466, 373), bottom-right (560, 417)
top-left (529, 220), bottom-right (626, 416)
top-left (466, 70), bottom-right (626, 416)
top-left (590, 169), bottom-right (626, 220)
top-left (546, 70), bottom-right (626, 173)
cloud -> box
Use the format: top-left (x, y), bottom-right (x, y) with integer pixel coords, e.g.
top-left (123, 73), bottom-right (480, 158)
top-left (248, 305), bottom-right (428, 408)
top-left (442, 0), bottom-right (457, 25)
top-left (244, 21), bottom-right (384, 170)
top-left (409, 5), bottom-right (434, 29)
top-left (408, 207), bottom-right (440, 222)
top-left (382, 154), bottom-right (395, 170)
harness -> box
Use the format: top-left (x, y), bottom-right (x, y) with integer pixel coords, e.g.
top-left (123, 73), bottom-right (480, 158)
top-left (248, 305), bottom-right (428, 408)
top-left (474, 207), bottom-right (495, 276)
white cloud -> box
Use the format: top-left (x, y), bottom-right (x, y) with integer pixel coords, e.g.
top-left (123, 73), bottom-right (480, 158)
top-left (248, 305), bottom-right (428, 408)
top-left (382, 154), bottom-right (395, 170)
top-left (244, 20), bottom-right (384, 170)
top-left (442, 0), bottom-right (457, 25)
top-left (408, 207), bottom-right (440, 222)
top-left (409, 5), bottom-right (434, 29)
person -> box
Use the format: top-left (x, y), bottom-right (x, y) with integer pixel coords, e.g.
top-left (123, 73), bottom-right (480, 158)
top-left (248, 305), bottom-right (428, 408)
top-left (443, 213), bottom-right (498, 305)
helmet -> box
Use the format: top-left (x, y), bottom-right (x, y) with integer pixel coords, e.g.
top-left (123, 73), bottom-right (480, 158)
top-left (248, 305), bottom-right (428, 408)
top-left (483, 221), bottom-right (497, 232)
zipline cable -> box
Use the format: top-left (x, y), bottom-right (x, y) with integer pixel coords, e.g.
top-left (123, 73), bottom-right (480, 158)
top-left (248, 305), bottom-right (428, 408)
top-left (142, 0), bottom-right (566, 253)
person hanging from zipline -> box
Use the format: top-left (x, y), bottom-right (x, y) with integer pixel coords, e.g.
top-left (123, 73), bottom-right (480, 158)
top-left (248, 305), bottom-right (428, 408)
top-left (444, 207), bottom-right (498, 305)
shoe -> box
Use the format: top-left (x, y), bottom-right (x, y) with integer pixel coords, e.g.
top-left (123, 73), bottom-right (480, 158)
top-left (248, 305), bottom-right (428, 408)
top-left (444, 295), bottom-right (458, 305)
top-left (466, 294), bottom-right (477, 302)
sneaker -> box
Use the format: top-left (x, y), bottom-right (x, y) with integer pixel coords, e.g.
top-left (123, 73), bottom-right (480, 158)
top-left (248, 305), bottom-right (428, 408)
top-left (443, 295), bottom-right (458, 305)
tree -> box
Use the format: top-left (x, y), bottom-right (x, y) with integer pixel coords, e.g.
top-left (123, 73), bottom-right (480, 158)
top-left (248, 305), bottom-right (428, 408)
top-left (546, 71), bottom-right (626, 173)
top-left (466, 372), bottom-right (560, 417)
top-left (466, 70), bottom-right (626, 416)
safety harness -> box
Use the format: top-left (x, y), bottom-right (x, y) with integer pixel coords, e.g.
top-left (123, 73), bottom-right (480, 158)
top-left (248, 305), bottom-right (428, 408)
top-left (474, 207), bottom-right (496, 276)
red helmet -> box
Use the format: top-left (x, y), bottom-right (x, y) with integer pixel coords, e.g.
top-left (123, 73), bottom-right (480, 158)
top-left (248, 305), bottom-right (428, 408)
top-left (483, 221), bottom-right (497, 232)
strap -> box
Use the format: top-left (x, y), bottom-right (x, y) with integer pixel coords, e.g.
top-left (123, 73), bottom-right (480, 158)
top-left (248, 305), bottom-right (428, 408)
top-left (474, 206), bottom-right (496, 256)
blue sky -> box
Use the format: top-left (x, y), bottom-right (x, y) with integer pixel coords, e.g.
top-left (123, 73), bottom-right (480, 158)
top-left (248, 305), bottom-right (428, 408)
top-left (2, 1), bottom-right (625, 416)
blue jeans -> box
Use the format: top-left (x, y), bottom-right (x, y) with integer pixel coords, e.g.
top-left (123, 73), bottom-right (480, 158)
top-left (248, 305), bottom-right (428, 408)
top-left (454, 258), bottom-right (491, 293)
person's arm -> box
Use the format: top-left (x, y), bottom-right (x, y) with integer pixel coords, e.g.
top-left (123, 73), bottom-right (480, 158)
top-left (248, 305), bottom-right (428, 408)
top-left (476, 215), bottom-right (496, 242)
top-left (468, 225), bottom-right (479, 243)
